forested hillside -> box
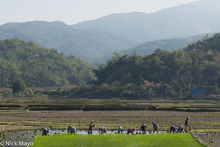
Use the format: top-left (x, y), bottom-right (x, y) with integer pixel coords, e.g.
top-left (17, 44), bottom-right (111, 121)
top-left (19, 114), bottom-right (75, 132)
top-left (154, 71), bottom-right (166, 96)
top-left (0, 21), bottom-right (136, 64)
top-left (122, 34), bottom-right (206, 55)
top-left (2, 0), bottom-right (220, 64)
top-left (67, 34), bottom-right (220, 99)
top-left (0, 39), bottom-right (94, 87)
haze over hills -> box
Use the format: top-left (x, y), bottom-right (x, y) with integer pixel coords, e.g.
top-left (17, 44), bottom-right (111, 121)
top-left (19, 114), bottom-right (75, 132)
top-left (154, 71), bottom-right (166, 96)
top-left (0, 21), bottom-right (137, 64)
top-left (122, 34), bottom-right (208, 55)
top-left (1, 0), bottom-right (220, 64)
top-left (73, 0), bottom-right (220, 43)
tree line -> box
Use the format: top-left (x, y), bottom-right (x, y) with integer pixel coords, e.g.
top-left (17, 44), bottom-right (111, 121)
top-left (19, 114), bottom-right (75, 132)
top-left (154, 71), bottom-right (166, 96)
top-left (1, 33), bottom-right (220, 99)
top-left (66, 34), bottom-right (220, 99)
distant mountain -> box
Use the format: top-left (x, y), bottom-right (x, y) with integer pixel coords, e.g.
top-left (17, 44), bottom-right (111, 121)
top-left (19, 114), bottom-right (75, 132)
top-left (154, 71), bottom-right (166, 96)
top-left (0, 39), bottom-right (93, 87)
top-left (0, 21), bottom-right (137, 64)
top-left (2, 0), bottom-right (220, 64)
top-left (121, 34), bottom-right (207, 55)
top-left (73, 0), bottom-right (220, 43)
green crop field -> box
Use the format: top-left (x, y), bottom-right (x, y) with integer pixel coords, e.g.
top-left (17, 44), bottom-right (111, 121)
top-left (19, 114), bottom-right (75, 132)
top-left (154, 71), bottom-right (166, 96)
top-left (33, 133), bottom-right (203, 147)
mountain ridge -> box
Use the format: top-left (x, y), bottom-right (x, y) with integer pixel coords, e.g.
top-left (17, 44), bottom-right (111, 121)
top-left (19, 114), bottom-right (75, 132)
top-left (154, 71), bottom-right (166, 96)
top-left (121, 34), bottom-right (208, 55)
top-left (0, 21), bottom-right (137, 64)
top-left (1, 0), bottom-right (220, 64)
top-left (72, 0), bottom-right (220, 43)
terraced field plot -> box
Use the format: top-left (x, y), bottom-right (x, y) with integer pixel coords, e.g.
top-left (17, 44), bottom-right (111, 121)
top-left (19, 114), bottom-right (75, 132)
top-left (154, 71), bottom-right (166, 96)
top-left (33, 133), bottom-right (202, 147)
top-left (0, 110), bottom-right (220, 132)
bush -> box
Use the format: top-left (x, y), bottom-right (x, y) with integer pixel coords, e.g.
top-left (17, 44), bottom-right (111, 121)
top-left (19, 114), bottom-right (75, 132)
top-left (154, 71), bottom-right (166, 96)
top-left (12, 78), bottom-right (26, 93)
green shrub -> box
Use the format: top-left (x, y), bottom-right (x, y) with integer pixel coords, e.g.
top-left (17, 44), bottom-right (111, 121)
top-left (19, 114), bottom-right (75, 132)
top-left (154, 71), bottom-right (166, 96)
top-left (12, 78), bottom-right (26, 93)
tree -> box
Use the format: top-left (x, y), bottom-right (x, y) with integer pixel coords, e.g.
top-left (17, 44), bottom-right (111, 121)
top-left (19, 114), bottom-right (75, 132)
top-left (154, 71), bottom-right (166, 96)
top-left (12, 78), bottom-right (26, 93)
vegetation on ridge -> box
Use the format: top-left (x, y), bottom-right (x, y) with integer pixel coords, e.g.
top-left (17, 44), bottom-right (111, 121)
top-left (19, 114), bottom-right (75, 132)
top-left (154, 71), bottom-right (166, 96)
top-left (66, 34), bottom-right (220, 99)
top-left (0, 38), bottom-right (94, 87)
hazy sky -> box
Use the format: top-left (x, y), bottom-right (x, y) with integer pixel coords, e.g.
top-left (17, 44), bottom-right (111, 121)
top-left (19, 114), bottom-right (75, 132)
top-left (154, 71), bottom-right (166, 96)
top-left (0, 0), bottom-right (199, 25)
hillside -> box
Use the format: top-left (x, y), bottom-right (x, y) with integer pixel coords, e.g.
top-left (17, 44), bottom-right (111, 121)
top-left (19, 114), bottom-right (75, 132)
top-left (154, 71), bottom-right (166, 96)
top-left (121, 34), bottom-right (206, 55)
top-left (68, 33), bottom-right (220, 99)
top-left (1, 0), bottom-right (220, 64)
top-left (73, 0), bottom-right (220, 43)
top-left (0, 21), bottom-right (137, 64)
top-left (0, 39), bottom-right (94, 87)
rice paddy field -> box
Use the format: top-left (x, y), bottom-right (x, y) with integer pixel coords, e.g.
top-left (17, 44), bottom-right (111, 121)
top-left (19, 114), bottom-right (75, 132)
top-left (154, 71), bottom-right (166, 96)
top-left (33, 133), bottom-right (203, 147)
top-left (0, 98), bottom-right (220, 146)
top-left (0, 110), bottom-right (220, 132)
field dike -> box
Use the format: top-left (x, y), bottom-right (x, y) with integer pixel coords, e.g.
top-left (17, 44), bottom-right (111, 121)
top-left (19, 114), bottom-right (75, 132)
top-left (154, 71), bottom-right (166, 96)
top-left (191, 132), bottom-right (212, 147)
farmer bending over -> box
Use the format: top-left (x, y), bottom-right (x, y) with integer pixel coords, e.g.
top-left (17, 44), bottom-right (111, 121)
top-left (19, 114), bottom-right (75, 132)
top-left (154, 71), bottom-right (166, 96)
top-left (118, 126), bottom-right (123, 134)
top-left (170, 125), bottom-right (176, 133)
top-left (88, 120), bottom-right (95, 134)
top-left (140, 124), bottom-right (147, 134)
top-left (152, 121), bottom-right (159, 134)
top-left (42, 128), bottom-right (50, 136)
top-left (127, 128), bottom-right (136, 135)
top-left (67, 125), bottom-right (76, 134)
top-left (178, 124), bottom-right (184, 133)
top-left (99, 126), bottom-right (107, 134)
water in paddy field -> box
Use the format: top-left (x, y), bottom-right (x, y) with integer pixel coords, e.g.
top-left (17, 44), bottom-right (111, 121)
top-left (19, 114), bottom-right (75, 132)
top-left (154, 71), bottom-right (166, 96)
top-left (1, 129), bottom-right (167, 142)
top-left (47, 129), bottom-right (167, 135)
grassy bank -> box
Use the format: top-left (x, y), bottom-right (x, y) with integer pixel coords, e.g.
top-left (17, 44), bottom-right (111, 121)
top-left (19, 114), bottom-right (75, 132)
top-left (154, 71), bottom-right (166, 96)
top-left (33, 133), bottom-right (203, 147)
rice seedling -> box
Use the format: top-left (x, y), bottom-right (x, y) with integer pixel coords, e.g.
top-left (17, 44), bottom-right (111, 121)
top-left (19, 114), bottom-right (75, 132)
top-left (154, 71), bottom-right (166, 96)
top-left (33, 133), bottom-right (202, 147)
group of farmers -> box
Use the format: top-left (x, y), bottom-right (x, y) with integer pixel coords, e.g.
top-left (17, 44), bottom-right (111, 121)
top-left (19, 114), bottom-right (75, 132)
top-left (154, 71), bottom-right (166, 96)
top-left (42, 117), bottom-right (191, 136)
top-left (118, 121), bottom-right (159, 135)
top-left (87, 117), bottom-right (191, 135)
